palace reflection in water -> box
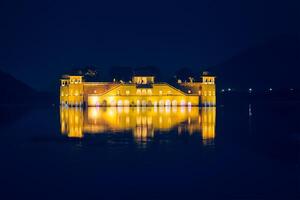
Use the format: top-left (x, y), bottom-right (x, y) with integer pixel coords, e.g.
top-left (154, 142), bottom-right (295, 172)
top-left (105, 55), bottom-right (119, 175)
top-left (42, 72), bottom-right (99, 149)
top-left (60, 106), bottom-right (216, 145)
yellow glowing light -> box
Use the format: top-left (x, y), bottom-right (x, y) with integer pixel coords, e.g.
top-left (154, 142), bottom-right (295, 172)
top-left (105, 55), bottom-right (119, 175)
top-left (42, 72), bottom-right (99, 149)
top-left (90, 96), bottom-right (99, 106)
top-left (159, 100), bottom-right (164, 107)
top-left (60, 107), bottom-right (216, 143)
top-left (142, 100), bottom-right (147, 107)
top-left (117, 100), bottom-right (123, 106)
top-left (110, 100), bottom-right (116, 106)
top-left (124, 100), bottom-right (130, 106)
top-left (165, 100), bottom-right (171, 106)
top-left (180, 100), bottom-right (185, 106)
top-left (172, 100), bottom-right (177, 106)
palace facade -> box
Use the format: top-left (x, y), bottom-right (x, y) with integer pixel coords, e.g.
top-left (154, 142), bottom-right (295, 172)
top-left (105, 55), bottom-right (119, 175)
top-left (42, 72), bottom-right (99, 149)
top-left (60, 72), bottom-right (216, 107)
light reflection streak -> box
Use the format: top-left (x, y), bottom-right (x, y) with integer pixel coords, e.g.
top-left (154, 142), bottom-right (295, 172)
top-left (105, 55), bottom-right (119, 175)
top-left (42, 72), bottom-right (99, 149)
top-left (60, 107), bottom-right (216, 145)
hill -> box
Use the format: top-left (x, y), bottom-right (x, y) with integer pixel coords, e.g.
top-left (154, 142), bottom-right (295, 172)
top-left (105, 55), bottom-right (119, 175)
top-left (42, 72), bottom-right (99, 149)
top-left (0, 69), bottom-right (38, 105)
top-left (214, 35), bottom-right (300, 91)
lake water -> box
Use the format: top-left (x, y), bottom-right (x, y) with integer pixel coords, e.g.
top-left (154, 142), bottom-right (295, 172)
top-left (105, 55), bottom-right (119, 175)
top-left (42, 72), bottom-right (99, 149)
top-left (0, 102), bottom-right (299, 199)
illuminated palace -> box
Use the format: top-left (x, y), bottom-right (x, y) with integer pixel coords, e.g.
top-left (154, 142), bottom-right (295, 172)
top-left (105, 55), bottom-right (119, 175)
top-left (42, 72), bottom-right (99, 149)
top-left (60, 72), bottom-right (216, 107)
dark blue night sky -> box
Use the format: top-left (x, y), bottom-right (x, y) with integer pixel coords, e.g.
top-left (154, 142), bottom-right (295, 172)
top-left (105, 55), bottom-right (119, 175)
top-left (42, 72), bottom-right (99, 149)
top-left (0, 0), bottom-right (299, 91)
top-left (0, 2), bottom-right (300, 199)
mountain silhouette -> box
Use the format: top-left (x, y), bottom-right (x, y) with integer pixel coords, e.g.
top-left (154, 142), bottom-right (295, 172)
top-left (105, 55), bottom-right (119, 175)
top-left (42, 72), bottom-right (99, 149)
top-left (214, 35), bottom-right (300, 91)
top-left (0, 69), bottom-right (37, 105)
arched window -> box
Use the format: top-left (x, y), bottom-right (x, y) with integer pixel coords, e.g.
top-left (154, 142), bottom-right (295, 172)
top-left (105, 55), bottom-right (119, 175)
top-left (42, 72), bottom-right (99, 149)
top-left (110, 100), bottom-right (116, 106)
top-left (117, 100), bottom-right (123, 106)
top-left (172, 100), bottom-right (177, 106)
top-left (159, 100), bottom-right (164, 107)
top-left (124, 100), bottom-right (130, 106)
top-left (180, 100), bottom-right (186, 106)
top-left (165, 100), bottom-right (171, 106)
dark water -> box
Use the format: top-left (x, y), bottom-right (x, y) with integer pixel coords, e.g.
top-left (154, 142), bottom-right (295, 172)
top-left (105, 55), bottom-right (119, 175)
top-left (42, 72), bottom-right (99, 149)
top-left (0, 102), bottom-right (299, 199)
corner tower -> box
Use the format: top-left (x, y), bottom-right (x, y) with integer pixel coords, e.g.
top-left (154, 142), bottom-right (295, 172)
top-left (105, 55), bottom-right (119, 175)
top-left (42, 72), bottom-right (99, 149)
top-left (200, 72), bottom-right (216, 106)
top-left (60, 75), bottom-right (84, 106)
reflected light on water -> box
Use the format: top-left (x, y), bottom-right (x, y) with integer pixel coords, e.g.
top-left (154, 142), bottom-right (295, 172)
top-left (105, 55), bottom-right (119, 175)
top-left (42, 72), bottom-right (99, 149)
top-left (60, 107), bottom-right (216, 145)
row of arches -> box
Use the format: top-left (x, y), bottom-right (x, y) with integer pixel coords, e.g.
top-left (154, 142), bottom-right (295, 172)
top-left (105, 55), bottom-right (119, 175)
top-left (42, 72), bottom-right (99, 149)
top-left (61, 101), bottom-right (83, 107)
top-left (95, 99), bottom-right (192, 107)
